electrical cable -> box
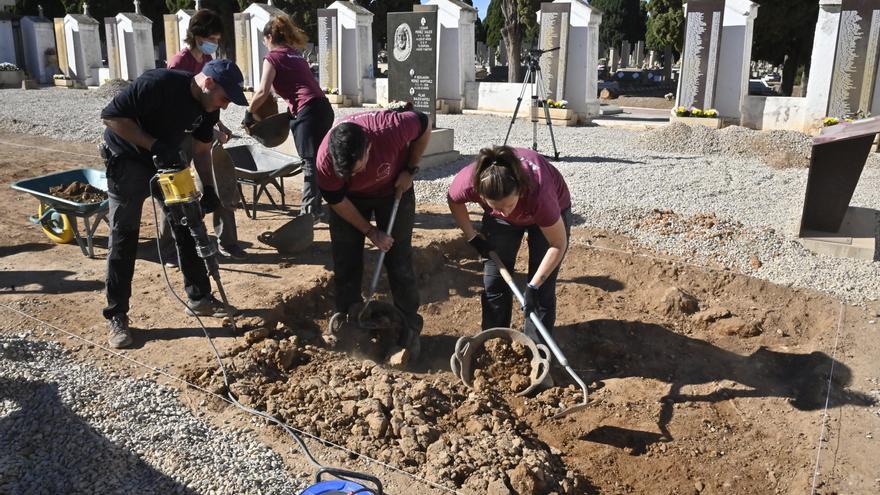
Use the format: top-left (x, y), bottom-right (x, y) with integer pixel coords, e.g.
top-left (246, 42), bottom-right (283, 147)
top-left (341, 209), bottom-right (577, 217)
top-left (810, 302), bottom-right (846, 495)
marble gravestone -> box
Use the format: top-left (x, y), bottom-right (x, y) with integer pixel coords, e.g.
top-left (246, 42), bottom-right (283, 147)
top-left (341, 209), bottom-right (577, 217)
top-left (104, 17), bottom-right (121, 80)
top-left (233, 13), bottom-right (252, 90)
top-left (317, 9), bottom-right (339, 91)
top-left (327, 1), bottom-right (374, 105)
top-left (799, 116), bottom-right (880, 260)
top-left (64, 7), bottom-right (102, 86)
top-left (388, 9), bottom-right (438, 124)
top-left (243, 2), bottom-right (285, 90)
top-left (827, 0), bottom-right (880, 118)
top-left (0, 20), bottom-right (17, 65)
top-left (115, 8), bottom-right (154, 81)
top-left (54, 18), bottom-right (69, 77)
top-left (21, 15), bottom-right (57, 84)
top-left (537, 2), bottom-right (570, 101)
top-left (634, 40), bottom-right (645, 67)
top-left (427, 0), bottom-right (476, 113)
top-left (676, 0), bottom-right (725, 110)
top-left (619, 40), bottom-right (630, 68)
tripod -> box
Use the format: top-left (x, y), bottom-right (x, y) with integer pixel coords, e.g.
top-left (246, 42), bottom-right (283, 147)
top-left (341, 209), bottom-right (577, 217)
top-left (503, 47), bottom-right (560, 160)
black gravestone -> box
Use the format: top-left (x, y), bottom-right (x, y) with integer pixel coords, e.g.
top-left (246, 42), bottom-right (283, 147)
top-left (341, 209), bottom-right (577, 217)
top-left (678, 0), bottom-right (725, 110)
top-left (800, 117), bottom-right (880, 236)
top-left (388, 8), bottom-right (437, 126)
top-left (827, 0), bottom-right (880, 118)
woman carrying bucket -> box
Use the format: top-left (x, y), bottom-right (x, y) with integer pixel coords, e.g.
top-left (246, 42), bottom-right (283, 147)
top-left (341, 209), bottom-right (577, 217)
top-left (447, 145), bottom-right (572, 340)
top-left (243, 14), bottom-right (334, 222)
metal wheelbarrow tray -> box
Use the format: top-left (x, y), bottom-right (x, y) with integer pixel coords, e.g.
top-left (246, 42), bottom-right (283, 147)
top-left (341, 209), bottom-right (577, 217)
top-left (10, 168), bottom-right (109, 258)
top-left (225, 144), bottom-right (303, 219)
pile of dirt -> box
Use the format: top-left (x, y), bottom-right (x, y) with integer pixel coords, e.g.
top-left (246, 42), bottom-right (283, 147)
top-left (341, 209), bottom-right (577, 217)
top-left (633, 208), bottom-right (744, 242)
top-left (48, 181), bottom-right (106, 203)
top-left (473, 338), bottom-right (533, 394)
top-left (190, 331), bottom-right (585, 494)
top-left (639, 123), bottom-right (813, 168)
top-left (94, 79), bottom-right (130, 99)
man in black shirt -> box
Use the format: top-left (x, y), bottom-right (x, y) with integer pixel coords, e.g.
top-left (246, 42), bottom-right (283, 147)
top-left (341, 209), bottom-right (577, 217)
top-left (100, 59), bottom-right (247, 349)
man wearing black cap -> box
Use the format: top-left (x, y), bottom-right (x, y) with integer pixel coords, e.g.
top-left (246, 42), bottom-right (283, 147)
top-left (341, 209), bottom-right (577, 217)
top-left (100, 59), bottom-right (248, 349)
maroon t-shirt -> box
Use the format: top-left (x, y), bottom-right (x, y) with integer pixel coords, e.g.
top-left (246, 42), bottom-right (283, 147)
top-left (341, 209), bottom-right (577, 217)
top-left (167, 47), bottom-right (212, 73)
top-left (447, 147), bottom-right (572, 228)
top-left (317, 110), bottom-right (425, 200)
top-left (265, 46), bottom-right (324, 114)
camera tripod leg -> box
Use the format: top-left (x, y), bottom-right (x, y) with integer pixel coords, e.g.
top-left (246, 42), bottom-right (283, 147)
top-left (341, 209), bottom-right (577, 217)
top-left (504, 66), bottom-right (533, 147)
top-left (534, 68), bottom-right (560, 160)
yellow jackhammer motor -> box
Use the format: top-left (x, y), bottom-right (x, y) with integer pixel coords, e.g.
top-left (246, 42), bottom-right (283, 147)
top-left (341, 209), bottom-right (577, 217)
top-left (151, 155), bottom-right (236, 329)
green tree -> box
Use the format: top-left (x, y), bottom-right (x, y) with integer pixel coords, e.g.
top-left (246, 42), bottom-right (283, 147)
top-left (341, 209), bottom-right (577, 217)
top-left (645, 0), bottom-right (683, 52)
top-left (592, 0), bottom-right (646, 51)
top-left (165, 0), bottom-right (193, 12)
top-left (751, 0), bottom-right (819, 96)
top-left (485, 0), bottom-right (502, 49)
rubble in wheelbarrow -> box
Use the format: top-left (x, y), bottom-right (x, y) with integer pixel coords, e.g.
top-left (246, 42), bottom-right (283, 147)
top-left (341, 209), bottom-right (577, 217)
top-left (48, 181), bottom-right (107, 203)
top-left (186, 328), bottom-right (587, 494)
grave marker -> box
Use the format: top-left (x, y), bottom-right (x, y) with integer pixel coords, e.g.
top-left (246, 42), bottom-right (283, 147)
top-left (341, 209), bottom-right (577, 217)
top-left (677, 0), bottom-right (725, 110)
top-left (827, 0), bottom-right (880, 118)
top-left (537, 2), bottom-right (570, 101)
top-left (317, 9), bottom-right (339, 90)
top-left (388, 8), bottom-right (438, 124)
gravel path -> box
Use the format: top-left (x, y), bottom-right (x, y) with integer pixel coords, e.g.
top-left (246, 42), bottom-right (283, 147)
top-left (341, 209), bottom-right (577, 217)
top-left (0, 319), bottom-right (305, 494)
top-left (1, 87), bottom-right (878, 303)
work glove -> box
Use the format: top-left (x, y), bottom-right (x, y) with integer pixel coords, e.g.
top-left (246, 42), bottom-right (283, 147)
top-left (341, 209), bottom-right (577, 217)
top-left (200, 185), bottom-right (221, 214)
top-left (523, 284), bottom-right (539, 316)
top-left (241, 110), bottom-right (257, 131)
top-left (467, 234), bottom-right (494, 259)
top-left (150, 140), bottom-right (182, 169)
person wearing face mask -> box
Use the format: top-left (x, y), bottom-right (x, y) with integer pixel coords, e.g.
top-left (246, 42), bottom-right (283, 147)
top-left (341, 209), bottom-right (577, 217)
top-left (447, 146), bottom-right (572, 342)
top-left (162, 8), bottom-right (247, 263)
top-left (242, 14), bottom-right (334, 223)
top-left (100, 60), bottom-right (249, 349)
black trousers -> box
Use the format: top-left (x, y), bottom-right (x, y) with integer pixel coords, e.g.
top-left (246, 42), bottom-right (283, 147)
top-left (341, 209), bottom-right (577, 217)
top-left (102, 155), bottom-right (210, 319)
top-left (290, 98), bottom-right (335, 216)
top-left (328, 188), bottom-right (423, 337)
top-left (480, 208), bottom-right (573, 336)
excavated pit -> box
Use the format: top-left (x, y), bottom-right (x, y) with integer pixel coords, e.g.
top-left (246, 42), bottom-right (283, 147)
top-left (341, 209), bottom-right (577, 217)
top-left (186, 235), bottom-right (872, 493)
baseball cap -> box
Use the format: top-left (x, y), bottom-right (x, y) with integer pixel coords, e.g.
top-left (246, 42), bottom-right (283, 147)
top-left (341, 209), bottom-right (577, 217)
top-left (202, 59), bottom-right (248, 106)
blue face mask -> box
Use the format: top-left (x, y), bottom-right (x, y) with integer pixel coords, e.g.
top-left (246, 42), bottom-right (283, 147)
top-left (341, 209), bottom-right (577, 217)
top-left (198, 40), bottom-right (218, 55)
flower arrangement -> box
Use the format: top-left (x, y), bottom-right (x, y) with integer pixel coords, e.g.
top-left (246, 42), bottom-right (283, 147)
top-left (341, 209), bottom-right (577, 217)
top-left (545, 98), bottom-right (568, 109)
top-left (321, 87), bottom-right (339, 95)
top-left (0, 63), bottom-right (20, 71)
top-left (822, 117), bottom-right (840, 127)
top-left (385, 100), bottom-right (414, 111)
top-left (673, 106), bottom-right (719, 118)
top-left (53, 73), bottom-right (72, 80)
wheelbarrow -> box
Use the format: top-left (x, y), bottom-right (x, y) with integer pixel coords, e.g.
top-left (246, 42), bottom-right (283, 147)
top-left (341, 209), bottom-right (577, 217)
top-left (10, 168), bottom-right (109, 258)
top-left (224, 144), bottom-right (304, 219)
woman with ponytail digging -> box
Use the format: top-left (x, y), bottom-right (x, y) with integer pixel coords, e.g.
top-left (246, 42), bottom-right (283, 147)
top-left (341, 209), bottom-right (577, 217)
top-left (447, 146), bottom-right (572, 340)
top-left (243, 14), bottom-right (334, 221)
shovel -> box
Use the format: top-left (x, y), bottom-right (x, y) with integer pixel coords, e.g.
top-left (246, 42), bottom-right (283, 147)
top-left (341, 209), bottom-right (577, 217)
top-left (356, 189), bottom-right (404, 328)
top-left (489, 251), bottom-right (595, 418)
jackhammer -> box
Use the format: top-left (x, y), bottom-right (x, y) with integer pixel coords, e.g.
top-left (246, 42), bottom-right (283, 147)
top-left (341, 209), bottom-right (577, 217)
top-left (151, 153), bottom-right (236, 329)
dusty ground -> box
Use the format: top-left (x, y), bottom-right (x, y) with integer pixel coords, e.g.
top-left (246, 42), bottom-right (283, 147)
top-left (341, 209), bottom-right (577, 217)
top-left (1, 132), bottom-right (879, 494)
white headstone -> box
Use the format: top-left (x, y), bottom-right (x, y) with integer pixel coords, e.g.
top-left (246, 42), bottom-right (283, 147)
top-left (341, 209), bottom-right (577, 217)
top-left (243, 2), bottom-right (286, 89)
top-left (64, 12), bottom-right (102, 85)
top-left (620, 40), bottom-right (630, 68)
top-left (538, 0), bottom-right (602, 120)
top-left (426, 0), bottom-right (477, 106)
top-left (327, 1), bottom-right (374, 104)
top-left (0, 20), bottom-right (16, 65)
top-left (317, 9), bottom-right (339, 90)
top-left (634, 40), bottom-right (645, 66)
top-left (537, 2), bottom-right (571, 101)
top-left (116, 11), bottom-right (154, 80)
top-left (176, 9), bottom-right (196, 53)
top-left (21, 15), bottom-right (56, 83)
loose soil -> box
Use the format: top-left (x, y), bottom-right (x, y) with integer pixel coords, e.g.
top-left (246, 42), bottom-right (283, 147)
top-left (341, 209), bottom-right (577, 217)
top-left (48, 180), bottom-right (107, 204)
top-left (1, 132), bottom-right (879, 494)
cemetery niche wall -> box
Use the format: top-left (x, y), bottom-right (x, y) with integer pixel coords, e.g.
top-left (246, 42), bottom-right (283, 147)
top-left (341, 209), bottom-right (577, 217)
top-left (114, 7), bottom-right (154, 81)
top-left (63, 6), bottom-right (102, 86)
top-left (21, 13), bottom-right (57, 84)
top-left (742, 0), bottom-right (880, 132)
top-left (464, 0), bottom-right (601, 123)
